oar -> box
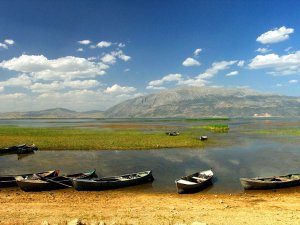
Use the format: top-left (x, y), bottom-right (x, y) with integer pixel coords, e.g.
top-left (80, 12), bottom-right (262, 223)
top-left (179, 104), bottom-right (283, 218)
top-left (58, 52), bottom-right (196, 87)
top-left (35, 174), bottom-right (72, 188)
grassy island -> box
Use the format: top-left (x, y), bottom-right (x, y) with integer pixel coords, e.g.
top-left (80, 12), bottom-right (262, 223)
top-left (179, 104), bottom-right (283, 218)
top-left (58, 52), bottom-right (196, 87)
top-left (0, 126), bottom-right (208, 150)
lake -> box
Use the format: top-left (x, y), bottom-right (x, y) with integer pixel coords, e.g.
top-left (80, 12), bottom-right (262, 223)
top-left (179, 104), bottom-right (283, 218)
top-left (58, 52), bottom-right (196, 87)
top-left (1, 118), bottom-right (300, 193)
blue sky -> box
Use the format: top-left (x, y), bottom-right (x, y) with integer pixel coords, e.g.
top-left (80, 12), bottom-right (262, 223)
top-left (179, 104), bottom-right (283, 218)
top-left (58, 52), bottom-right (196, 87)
top-left (1, 0), bottom-right (300, 112)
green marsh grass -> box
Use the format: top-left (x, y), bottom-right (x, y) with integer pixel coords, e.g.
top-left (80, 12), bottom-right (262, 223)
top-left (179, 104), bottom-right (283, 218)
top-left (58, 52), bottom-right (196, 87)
top-left (0, 126), bottom-right (205, 150)
top-left (192, 124), bottom-right (229, 132)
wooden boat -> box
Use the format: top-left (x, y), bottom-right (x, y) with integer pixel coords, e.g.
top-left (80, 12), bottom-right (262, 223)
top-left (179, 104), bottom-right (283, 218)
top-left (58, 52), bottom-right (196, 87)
top-left (0, 170), bottom-right (59, 188)
top-left (0, 144), bottom-right (38, 154)
top-left (199, 135), bottom-right (208, 141)
top-left (16, 169), bottom-right (97, 192)
top-left (240, 174), bottom-right (300, 190)
top-left (73, 170), bottom-right (154, 191)
top-left (175, 169), bottom-right (213, 193)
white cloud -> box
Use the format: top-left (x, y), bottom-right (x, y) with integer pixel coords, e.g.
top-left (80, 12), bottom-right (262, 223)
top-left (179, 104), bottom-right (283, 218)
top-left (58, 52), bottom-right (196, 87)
top-left (0, 86), bottom-right (4, 92)
top-left (288, 79), bottom-right (298, 84)
top-left (148, 73), bottom-right (183, 86)
top-left (197, 60), bottom-right (237, 79)
top-left (29, 80), bottom-right (99, 93)
top-left (256, 48), bottom-right (272, 53)
top-left (256, 26), bottom-right (294, 44)
top-left (78, 40), bottom-right (91, 45)
top-left (101, 53), bottom-right (116, 65)
top-left (248, 51), bottom-right (300, 75)
top-left (118, 43), bottom-right (126, 48)
top-left (146, 85), bottom-right (166, 90)
top-left (76, 48), bottom-right (84, 52)
top-left (0, 74), bottom-right (32, 87)
top-left (105, 84), bottom-right (136, 94)
top-left (0, 54), bottom-right (109, 81)
top-left (237, 60), bottom-right (245, 67)
top-left (4, 39), bottom-right (14, 45)
top-left (0, 43), bottom-right (8, 49)
top-left (100, 50), bottom-right (131, 64)
top-left (97, 41), bottom-right (112, 48)
top-left (182, 57), bottom-right (201, 67)
top-left (115, 50), bottom-right (131, 61)
top-left (193, 48), bottom-right (202, 57)
top-left (225, 71), bottom-right (239, 77)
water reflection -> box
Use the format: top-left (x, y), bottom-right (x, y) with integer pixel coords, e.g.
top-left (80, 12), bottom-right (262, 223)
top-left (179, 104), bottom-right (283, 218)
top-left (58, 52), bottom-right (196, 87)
top-left (1, 118), bottom-right (300, 193)
top-left (1, 137), bottom-right (300, 193)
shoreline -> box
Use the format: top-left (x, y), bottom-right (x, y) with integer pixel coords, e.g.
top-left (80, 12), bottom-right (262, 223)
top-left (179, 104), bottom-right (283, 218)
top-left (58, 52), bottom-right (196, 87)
top-left (1, 187), bottom-right (300, 225)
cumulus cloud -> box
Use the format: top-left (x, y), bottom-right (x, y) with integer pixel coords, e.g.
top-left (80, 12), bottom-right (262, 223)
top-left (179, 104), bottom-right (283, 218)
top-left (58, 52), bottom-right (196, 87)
top-left (78, 40), bottom-right (91, 45)
top-left (0, 43), bottom-right (8, 49)
top-left (182, 57), bottom-right (201, 67)
top-left (288, 79), bottom-right (298, 84)
top-left (237, 60), bottom-right (245, 67)
top-left (248, 51), bottom-right (300, 75)
top-left (100, 50), bottom-right (131, 64)
top-left (146, 85), bottom-right (166, 90)
top-left (0, 54), bottom-right (109, 80)
top-left (256, 26), bottom-right (294, 44)
top-left (105, 84), bottom-right (136, 94)
top-left (76, 48), bottom-right (84, 52)
top-left (225, 71), bottom-right (239, 77)
top-left (97, 41), bottom-right (112, 48)
top-left (197, 60), bottom-right (237, 79)
top-left (256, 48), bottom-right (272, 53)
top-left (4, 39), bottom-right (14, 45)
top-left (148, 73), bottom-right (183, 87)
top-left (193, 48), bottom-right (202, 57)
top-left (0, 74), bottom-right (32, 87)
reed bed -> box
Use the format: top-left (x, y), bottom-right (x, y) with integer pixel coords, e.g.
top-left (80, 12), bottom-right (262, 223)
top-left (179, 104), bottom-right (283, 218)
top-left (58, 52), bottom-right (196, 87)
top-left (0, 126), bottom-right (205, 150)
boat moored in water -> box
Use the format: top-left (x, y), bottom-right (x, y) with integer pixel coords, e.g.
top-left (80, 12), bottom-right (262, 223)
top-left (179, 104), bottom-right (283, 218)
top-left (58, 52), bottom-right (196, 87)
top-left (175, 169), bottom-right (214, 193)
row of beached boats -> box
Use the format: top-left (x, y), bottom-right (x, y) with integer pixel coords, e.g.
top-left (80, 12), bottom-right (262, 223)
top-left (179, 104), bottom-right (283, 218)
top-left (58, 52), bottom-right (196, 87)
top-left (0, 169), bottom-right (154, 192)
top-left (1, 168), bottom-right (300, 192)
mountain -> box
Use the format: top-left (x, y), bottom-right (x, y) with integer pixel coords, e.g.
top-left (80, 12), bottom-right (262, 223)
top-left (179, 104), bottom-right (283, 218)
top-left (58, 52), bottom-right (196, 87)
top-left (0, 108), bottom-right (104, 119)
top-left (104, 86), bottom-right (300, 118)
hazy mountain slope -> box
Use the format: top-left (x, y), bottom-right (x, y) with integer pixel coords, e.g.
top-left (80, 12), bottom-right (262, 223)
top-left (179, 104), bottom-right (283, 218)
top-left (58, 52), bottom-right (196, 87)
top-left (0, 108), bottom-right (104, 119)
top-left (104, 86), bottom-right (300, 118)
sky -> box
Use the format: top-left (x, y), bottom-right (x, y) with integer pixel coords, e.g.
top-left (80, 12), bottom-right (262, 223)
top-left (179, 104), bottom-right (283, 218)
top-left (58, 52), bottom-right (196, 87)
top-left (1, 0), bottom-right (300, 112)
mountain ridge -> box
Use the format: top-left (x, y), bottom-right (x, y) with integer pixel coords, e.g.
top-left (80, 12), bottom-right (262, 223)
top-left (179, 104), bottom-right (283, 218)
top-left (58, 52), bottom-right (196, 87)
top-left (104, 86), bottom-right (300, 118)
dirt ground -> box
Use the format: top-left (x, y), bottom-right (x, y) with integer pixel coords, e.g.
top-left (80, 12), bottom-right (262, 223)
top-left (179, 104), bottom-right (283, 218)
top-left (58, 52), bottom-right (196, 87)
top-left (0, 187), bottom-right (300, 225)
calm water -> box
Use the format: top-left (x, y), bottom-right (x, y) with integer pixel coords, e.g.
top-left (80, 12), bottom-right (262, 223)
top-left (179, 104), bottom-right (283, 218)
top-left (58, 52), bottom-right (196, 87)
top-left (1, 118), bottom-right (300, 193)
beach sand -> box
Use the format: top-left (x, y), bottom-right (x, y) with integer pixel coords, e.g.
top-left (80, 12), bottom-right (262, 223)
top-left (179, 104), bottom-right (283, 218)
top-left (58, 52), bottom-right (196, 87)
top-left (0, 187), bottom-right (300, 225)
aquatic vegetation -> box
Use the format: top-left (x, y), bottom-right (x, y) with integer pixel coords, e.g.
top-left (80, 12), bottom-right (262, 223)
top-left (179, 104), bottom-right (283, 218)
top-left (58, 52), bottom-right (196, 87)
top-left (249, 129), bottom-right (300, 136)
top-left (0, 126), bottom-right (205, 150)
top-left (193, 124), bottom-right (229, 132)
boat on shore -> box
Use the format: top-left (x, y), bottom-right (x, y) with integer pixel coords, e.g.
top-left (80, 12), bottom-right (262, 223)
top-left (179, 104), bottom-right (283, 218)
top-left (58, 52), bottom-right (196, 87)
top-left (175, 169), bottom-right (214, 193)
top-left (73, 170), bottom-right (154, 191)
top-left (0, 170), bottom-right (59, 188)
top-left (0, 144), bottom-right (38, 154)
top-left (240, 173), bottom-right (300, 190)
top-left (16, 169), bottom-right (97, 192)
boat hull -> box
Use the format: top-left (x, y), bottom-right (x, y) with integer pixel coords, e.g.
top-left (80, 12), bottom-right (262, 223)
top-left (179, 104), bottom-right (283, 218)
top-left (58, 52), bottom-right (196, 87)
top-left (0, 170), bottom-right (58, 188)
top-left (16, 170), bottom-right (96, 192)
top-left (73, 170), bottom-right (154, 191)
top-left (175, 169), bottom-right (214, 193)
top-left (240, 174), bottom-right (300, 190)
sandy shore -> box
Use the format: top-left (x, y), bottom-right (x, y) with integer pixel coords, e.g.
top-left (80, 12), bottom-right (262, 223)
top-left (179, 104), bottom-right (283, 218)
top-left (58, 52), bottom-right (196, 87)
top-left (1, 187), bottom-right (300, 225)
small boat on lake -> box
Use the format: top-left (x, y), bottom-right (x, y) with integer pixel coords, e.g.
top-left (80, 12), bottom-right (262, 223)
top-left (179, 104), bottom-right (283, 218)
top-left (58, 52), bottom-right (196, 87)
top-left (16, 169), bottom-right (97, 192)
top-left (199, 135), bottom-right (208, 141)
top-left (73, 170), bottom-right (154, 191)
top-left (0, 170), bottom-right (59, 188)
top-left (175, 169), bottom-right (213, 193)
top-left (0, 144), bottom-right (38, 154)
top-left (240, 173), bottom-right (300, 190)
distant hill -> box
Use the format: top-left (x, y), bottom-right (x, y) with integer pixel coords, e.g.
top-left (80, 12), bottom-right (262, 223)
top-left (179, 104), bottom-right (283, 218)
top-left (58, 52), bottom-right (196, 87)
top-left (0, 108), bottom-right (104, 119)
top-left (104, 86), bottom-right (300, 118)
